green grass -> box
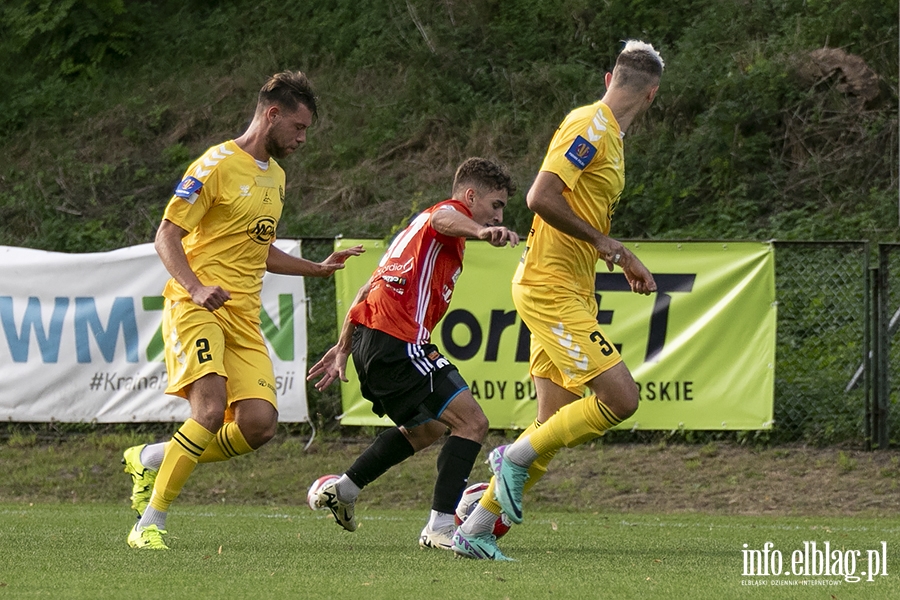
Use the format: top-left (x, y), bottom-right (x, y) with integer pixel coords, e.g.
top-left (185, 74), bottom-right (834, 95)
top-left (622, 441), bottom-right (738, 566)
top-left (2, 503), bottom-right (898, 599)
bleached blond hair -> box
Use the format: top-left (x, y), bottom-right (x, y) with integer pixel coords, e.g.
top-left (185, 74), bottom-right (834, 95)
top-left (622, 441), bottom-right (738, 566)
top-left (621, 40), bottom-right (665, 70)
top-left (612, 40), bottom-right (664, 90)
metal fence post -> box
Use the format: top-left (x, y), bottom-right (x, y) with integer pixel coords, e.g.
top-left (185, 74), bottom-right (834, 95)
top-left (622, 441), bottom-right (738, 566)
top-left (875, 247), bottom-right (890, 449)
top-left (865, 265), bottom-right (873, 450)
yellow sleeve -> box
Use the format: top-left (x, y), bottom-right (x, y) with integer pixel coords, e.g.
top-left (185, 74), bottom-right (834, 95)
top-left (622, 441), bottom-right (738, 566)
top-left (539, 106), bottom-right (607, 191)
top-left (162, 156), bottom-right (220, 232)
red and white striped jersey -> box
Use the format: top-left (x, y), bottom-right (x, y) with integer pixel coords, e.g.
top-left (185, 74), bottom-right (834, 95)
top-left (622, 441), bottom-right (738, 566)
top-left (349, 199), bottom-right (471, 344)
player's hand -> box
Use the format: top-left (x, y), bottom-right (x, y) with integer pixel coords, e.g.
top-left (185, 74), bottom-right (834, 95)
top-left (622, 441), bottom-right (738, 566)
top-left (307, 345), bottom-right (350, 391)
top-left (191, 285), bottom-right (231, 311)
top-left (317, 245), bottom-right (365, 276)
top-left (478, 226), bottom-right (520, 248)
top-left (597, 242), bottom-right (656, 296)
top-left (598, 238), bottom-right (627, 273)
top-left (621, 254), bottom-right (657, 295)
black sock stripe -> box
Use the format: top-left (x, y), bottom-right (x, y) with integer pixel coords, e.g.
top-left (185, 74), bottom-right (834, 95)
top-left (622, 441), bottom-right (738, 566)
top-left (173, 431), bottom-right (205, 457)
top-left (220, 423), bottom-right (239, 457)
top-left (594, 398), bottom-right (623, 425)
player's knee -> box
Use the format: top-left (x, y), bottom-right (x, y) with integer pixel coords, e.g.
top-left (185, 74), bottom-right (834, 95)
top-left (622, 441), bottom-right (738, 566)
top-left (617, 398), bottom-right (638, 420)
top-left (193, 406), bottom-right (226, 433)
top-left (403, 421), bottom-right (446, 452)
top-left (242, 418), bottom-right (277, 449)
top-left (611, 389), bottom-right (639, 420)
top-left (462, 410), bottom-right (489, 441)
top-left (600, 384), bottom-right (639, 421)
top-left (478, 411), bottom-right (489, 435)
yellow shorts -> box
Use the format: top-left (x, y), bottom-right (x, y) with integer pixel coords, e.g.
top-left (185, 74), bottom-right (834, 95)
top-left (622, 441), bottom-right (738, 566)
top-left (511, 282), bottom-right (622, 394)
top-left (162, 299), bottom-right (277, 419)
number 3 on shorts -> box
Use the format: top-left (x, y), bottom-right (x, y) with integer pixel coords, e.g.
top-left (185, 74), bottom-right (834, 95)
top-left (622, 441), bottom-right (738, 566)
top-left (590, 330), bottom-right (614, 356)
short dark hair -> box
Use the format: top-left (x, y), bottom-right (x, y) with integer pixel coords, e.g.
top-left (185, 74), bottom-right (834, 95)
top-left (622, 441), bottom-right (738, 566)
top-left (258, 71), bottom-right (318, 117)
top-left (451, 157), bottom-right (517, 197)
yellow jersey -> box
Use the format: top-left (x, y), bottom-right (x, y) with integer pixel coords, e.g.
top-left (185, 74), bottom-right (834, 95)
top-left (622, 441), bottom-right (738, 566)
top-left (161, 140), bottom-right (285, 317)
top-left (513, 101), bottom-right (624, 294)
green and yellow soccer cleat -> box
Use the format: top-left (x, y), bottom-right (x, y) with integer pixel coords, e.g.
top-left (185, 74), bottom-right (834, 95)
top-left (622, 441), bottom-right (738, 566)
top-left (127, 524), bottom-right (169, 550)
top-left (122, 444), bottom-right (157, 517)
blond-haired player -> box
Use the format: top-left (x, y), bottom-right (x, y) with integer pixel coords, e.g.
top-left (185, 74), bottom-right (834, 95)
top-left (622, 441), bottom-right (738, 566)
top-left (122, 71), bottom-right (363, 550)
top-left (453, 40), bottom-right (664, 561)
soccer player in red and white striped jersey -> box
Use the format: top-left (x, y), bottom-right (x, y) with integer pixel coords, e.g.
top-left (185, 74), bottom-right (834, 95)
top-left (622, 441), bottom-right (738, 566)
top-left (308, 157), bottom-right (518, 550)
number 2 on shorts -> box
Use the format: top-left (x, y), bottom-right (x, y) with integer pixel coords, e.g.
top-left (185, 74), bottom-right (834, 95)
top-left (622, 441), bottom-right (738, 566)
top-left (196, 338), bottom-right (212, 363)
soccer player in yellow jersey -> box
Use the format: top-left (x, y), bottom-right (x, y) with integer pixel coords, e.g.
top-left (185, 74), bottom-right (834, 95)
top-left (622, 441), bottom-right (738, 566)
top-left (123, 71), bottom-right (363, 550)
top-left (453, 40), bottom-right (663, 560)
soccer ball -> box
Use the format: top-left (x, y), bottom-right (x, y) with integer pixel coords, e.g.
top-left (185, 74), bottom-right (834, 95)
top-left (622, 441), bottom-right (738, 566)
top-left (454, 482), bottom-right (511, 539)
top-left (307, 474), bottom-right (340, 511)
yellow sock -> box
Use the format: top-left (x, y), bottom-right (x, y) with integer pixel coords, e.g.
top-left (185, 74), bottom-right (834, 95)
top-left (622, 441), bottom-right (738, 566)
top-left (198, 422), bottom-right (254, 463)
top-left (479, 420), bottom-right (558, 516)
top-left (524, 448), bottom-right (558, 493)
top-left (529, 395), bottom-right (622, 456)
top-left (148, 418), bottom-right (215, 512)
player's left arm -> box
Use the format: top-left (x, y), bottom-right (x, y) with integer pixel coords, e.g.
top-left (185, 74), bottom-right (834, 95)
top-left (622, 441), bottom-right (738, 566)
top-left (265, 244), bottom-right (365, 277)
top-left (430, 208), bottom-right (519, 248)
top-left (529, 172), bottom-right (655, 295)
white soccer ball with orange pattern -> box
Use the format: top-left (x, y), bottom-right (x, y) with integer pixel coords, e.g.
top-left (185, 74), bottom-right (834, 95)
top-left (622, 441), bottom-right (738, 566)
top-left (454, 482), bottom-right (511, 538)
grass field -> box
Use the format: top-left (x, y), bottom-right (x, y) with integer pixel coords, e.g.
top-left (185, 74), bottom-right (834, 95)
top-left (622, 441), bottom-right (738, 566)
top-left (2, 503), bottom-right (899, 599)
top-left (2, 432), bottom-right (899, 599)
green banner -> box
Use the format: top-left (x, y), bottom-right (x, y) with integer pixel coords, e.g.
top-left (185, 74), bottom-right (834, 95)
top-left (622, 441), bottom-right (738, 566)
top-left (333, 239), bottom-right (775, 430)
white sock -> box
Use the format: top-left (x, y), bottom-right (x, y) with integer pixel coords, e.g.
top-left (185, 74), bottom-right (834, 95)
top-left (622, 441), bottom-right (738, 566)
top-left (505, 438), bottom-right (538, 467)
top-left (335, 474), bottom-right (361, 502)
top-left (427, 510), bottom-right (455, 531)
top-left (139, 443), bottom-right (165, 470)
top-left (138, 506), bottom-right (167, 531)
top-left (459, 504), bottom-right (499, 535)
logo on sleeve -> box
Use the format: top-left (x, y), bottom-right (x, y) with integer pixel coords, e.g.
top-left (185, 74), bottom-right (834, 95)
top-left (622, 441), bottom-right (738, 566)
top-left (174, 176), bottom-right (203, 204)
top-left (564, 136), bottom-right (597, 170)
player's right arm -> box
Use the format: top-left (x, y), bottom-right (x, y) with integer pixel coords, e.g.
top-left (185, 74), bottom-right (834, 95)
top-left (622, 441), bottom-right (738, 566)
top-left (307, 279), bottom-right (371, 390)
top-left (527, 171), bottom-right (655, 295)
top-left (430, 206), bottom-right (519, 247)
top-left (155, 219), bottom-right (231, 310)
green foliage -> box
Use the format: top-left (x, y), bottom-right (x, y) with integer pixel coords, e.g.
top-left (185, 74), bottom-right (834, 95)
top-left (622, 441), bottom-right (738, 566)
top-left (0, 0), bottom-right (153, 132)
top-left (838, 450), bottom-right (857, 472)
top-left (1, 0), bottom-right (140, 75)
top-left (0, 0), bottom-right (896, 443)
top-left (5, 431), bottom-right (37, 448)
top-left (2, 0), bottom-right (895, 250)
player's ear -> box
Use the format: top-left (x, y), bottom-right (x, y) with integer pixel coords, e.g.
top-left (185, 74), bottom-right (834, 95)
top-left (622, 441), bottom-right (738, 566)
top-left (266, 105), bottom-right (280, 124)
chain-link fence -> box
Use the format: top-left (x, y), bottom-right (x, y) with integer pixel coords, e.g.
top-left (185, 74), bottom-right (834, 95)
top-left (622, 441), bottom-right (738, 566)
top-left (772, 242), bottom-right (870, 445)
top-left (302, 238), bottom-right (894, 447)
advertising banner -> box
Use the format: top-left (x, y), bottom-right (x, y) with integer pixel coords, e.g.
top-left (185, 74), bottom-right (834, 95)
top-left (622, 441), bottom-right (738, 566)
top-left (0, 240), bottom-right (308, 422)
top-left (333, 239), bottom-right (775, 430)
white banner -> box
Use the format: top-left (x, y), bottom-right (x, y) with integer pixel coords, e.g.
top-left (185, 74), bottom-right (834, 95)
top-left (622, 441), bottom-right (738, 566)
top-left (0, 240), bottom-right (308, 422)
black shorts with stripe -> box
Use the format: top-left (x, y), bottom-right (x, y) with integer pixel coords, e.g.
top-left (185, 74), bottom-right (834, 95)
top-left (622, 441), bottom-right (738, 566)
top-left (350, 325), bottom-right (468, 428)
